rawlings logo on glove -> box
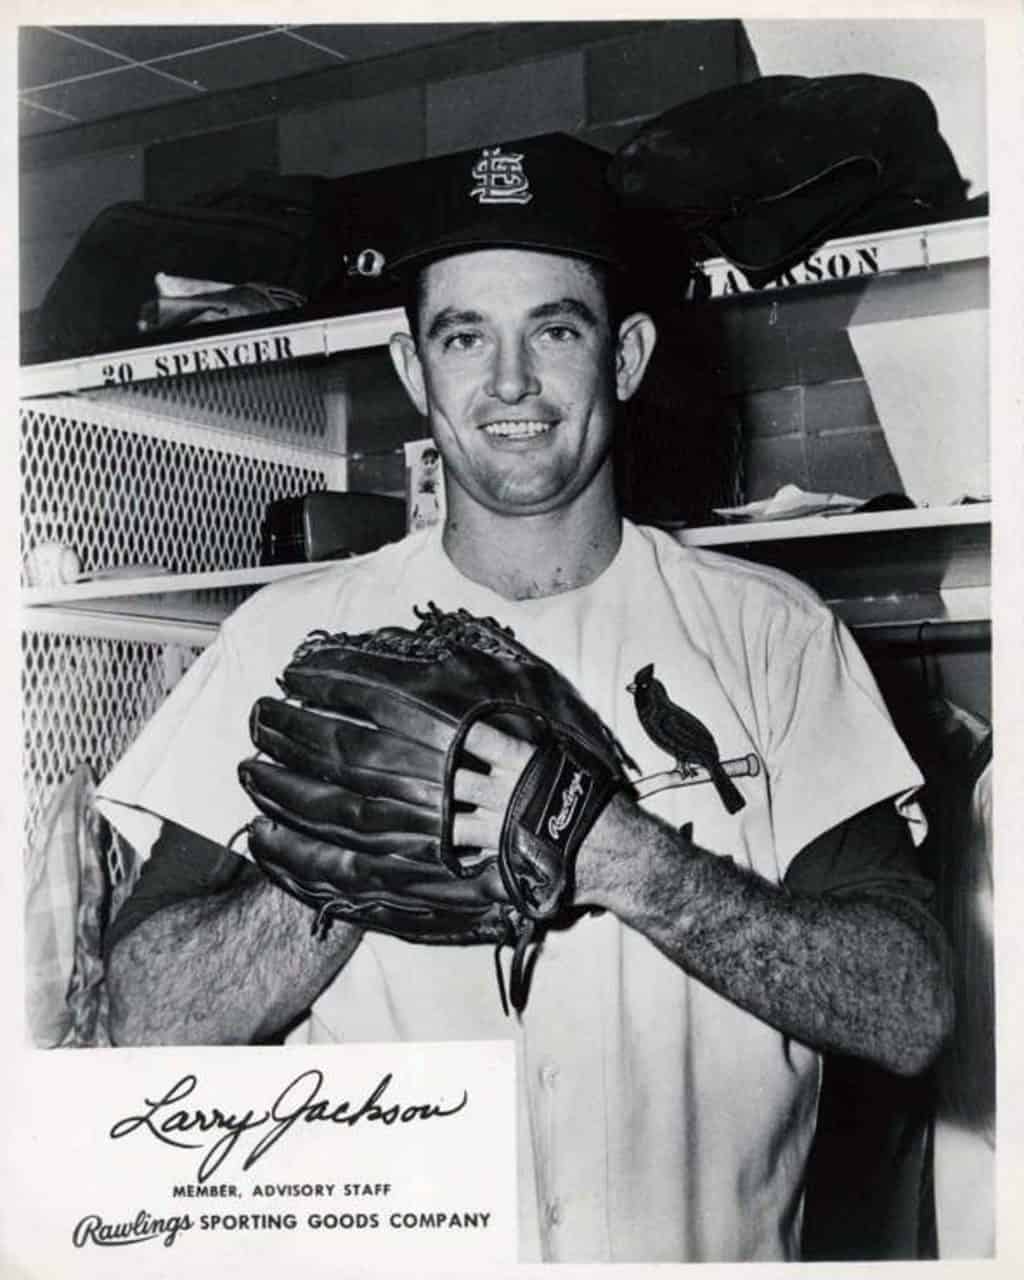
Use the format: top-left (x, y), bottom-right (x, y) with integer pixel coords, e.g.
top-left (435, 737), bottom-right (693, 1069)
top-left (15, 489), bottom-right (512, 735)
top-left (546, 767), bottom-right (589, 841)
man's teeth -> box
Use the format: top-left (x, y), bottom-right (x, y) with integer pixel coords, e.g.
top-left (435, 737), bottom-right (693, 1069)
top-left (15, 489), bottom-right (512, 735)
top-left (482, 420), bottom-right (553, 439)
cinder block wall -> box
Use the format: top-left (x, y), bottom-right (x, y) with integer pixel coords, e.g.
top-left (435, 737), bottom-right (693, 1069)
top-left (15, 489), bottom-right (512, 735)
top-left (713, 256), bottom-right (988, 505)
top-left (20, 145), bottom-right (145, 313)
top-left (276, 21), bottom-right (756, 176)
top-left (714, 285), bottom-right (901, 505)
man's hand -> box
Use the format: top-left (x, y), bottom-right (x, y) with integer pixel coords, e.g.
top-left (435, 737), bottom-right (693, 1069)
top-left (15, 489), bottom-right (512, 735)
top-left (450, 721), bottom-right (535, 846)
top-left (237, 606), bottom-right (634, 1012)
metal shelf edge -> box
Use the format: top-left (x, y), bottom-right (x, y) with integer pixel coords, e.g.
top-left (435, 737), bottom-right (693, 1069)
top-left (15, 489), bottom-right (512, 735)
top-left (699, 216), bottom-right (988, 299)
top-left (19, 220), bottom-right (986, 395)
top-left (19, 307), bottom-right (408, 399)
top-left (21, 505), bottom-right (990, 608)
top-left (22, 560), bottom-right (332, 606)
top-left (20, 604), bottom-right (220, 647)
top-left (673, 502), bottom-right (991, 548)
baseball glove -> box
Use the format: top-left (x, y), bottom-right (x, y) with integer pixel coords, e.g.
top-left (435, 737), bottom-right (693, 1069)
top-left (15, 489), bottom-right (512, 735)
top-left (237, 604), bottom-right (636, 1013)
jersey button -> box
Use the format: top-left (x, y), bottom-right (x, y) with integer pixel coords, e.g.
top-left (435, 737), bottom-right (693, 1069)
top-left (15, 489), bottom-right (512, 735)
top-left (539, 1063), bottom-right (560, 1089)
top-left (546, 1200), bottom-right (563, 1228)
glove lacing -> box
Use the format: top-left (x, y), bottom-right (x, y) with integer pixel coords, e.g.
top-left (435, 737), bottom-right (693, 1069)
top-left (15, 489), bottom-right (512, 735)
top-left (494, 917), bottom-right (538, 1018)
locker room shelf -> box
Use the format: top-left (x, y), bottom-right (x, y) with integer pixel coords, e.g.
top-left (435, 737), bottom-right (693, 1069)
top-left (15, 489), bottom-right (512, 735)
top-left (23, 559), bottom-right (329, 606)
top-left (678, 500), bottom-right (989, 548)
top-left (19, 305), bottom-right (408, 399)
top-left (18, 217), bottom-right (987, 399)
top-left (675, 502), bottom-right (991, 626)
top-left (697, 215), bottom-right (987, 298)
top-left (21, 503), bottom-right (990, 638)
top-left (21, 561), bottom-right (329, 645)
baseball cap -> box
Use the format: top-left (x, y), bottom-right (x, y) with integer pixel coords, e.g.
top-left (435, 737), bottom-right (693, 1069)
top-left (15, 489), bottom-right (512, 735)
top-left (379, 133), bottom-right (629, 276)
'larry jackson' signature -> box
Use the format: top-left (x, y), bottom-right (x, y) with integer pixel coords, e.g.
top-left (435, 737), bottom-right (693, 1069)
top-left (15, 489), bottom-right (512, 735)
top-left (110, 1070), bottom-right (467, 1183)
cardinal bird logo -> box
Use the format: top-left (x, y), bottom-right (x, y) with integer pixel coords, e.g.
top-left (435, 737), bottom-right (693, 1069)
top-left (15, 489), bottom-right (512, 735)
top-left (628, 664), bottom-right (760, 813)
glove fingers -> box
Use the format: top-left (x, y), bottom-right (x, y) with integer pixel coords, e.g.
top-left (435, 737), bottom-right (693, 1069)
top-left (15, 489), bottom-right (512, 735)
top-left (239, 759), bottom-right (442, 855)
top-left (251, 697), bottom-right (447, 803)
top-left (280, 671), bottom-right (459, 756)
top-left (249, 818), bottom-right (506, 909)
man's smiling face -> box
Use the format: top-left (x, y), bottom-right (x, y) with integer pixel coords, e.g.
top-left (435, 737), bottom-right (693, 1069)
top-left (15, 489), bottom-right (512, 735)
top-left (394, 248), bottom-right (623, 517)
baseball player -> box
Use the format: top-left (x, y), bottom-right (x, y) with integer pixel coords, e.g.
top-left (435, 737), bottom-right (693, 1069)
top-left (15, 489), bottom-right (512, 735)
top-left (101, 134), bottom-right (952, 1263)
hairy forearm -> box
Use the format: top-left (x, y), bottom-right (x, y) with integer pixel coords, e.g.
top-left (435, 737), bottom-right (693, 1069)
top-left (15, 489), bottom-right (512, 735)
top-left (577, 796), bottom-right (953, 1076)
top-left (106, 874), bottom-right (361, 1046)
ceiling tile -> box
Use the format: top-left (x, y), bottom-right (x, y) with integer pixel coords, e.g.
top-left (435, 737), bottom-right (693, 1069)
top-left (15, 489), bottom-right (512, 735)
top-left (55, 25), bottom-right (276, 64)
top-left (293, 23), bottom-right (486, 61)
top-left (24, 66), bottom-right (202, 123)
top-left (19, 27), bottom-right (124, 89)
top-left (158, 30), bottom-right (342, 92)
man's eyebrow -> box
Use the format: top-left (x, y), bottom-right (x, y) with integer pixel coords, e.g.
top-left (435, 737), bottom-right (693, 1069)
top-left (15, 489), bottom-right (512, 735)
top-left (425, 307), bottom-right (485, 340)
top-left (529, 298), bottom-right (601, 326)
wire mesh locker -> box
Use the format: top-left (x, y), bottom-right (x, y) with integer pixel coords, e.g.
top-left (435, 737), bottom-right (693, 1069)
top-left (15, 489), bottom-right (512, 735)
top-left (19, 357), bottom-right (347, 582)
top-left (19, 356), bottom-right (350, 849)
top-left (21, 624), bottom-right (207, 853)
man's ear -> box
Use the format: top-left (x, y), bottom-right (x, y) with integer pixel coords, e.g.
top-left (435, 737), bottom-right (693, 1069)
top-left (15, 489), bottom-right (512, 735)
top-left (389, 332), bottom-right (429, 417)
top-left (614, 312), bottom-right (657, 403)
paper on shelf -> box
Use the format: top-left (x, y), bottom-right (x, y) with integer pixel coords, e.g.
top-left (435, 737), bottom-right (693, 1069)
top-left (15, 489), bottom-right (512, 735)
top-left (848, 309), bottom-right (989, 507)
top-left (714, 483), bottom-right (865, 521)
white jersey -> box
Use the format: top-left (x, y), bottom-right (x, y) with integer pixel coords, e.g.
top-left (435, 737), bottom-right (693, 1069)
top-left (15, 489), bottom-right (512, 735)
top-left (100, 520), bottom-right (922, 1263)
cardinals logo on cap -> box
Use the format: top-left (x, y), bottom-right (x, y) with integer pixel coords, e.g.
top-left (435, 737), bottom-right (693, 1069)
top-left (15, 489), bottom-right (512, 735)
top-left (470, 146), bottom-right (533, 206)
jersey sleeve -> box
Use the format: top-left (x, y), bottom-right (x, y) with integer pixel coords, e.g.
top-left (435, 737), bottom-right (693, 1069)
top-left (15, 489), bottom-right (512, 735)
top-left (96, 614), bottom-right (281, 861)
top-left (93, 544), bottom-right (426, 864)
top-left (783, 798), bottom-right (935, 909)
top-left (765, 610), bottom-right (924, 872)
top-left (103, 820), bottom-right (256, 959)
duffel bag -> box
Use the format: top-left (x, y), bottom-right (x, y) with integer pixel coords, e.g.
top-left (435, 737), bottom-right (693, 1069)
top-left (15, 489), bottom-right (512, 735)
top-left (607, 74), bottom-right (969, 287)
top-left (27, 171), bottom-right (338, 361)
